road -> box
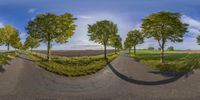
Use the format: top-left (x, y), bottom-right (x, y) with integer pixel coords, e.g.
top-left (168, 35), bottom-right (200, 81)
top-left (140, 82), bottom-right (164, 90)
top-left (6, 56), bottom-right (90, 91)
top-left (0, 52), bottom-right (200, 100)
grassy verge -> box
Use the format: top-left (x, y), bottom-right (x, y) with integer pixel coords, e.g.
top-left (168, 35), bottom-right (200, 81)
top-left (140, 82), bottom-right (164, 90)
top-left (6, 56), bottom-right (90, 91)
top-left (129, 50), bottom-right (200, 72)
top-left (27, 52), bottom-right (119, 77)
top-left (0, 52), bottom-right (18, 65)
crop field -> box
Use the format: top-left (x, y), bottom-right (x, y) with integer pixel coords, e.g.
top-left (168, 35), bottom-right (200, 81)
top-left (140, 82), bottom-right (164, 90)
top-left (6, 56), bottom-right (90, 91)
top-left (33, 50), bottom-right (115, 57)
top-left (130, 50), bottom-right (200, 72)
top-left (175, 50), bottom-right (200, 53)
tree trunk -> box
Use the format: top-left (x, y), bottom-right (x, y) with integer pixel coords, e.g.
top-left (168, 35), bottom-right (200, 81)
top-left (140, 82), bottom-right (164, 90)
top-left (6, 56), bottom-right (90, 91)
top-left (31, 48), bottom-right (33, 52)
top-left (47, 41), bottom-right (51, 61)
top-left (160, 46), bottom-right (164, 63)
top-left (7, 43), bottom-right (10, 51)
top-left (104, 44), bottom-right (107, 59)
top-left (115, 47), bottom-right (116, 54)
top-left (134, 46), bottom-right (136, 55)
top-left (128, 47), bottom-right (131, 54)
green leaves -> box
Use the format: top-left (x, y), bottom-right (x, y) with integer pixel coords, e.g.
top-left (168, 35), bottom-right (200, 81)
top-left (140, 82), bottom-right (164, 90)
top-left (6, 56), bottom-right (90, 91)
top-left (88, 20), bottom-right (118, 58)
top-left (24, 35), bottom-right (40, 50)
top-left (196, 35), bottom-right (200, 45)
top-left (10, 31), bottom-right (22, 49)
top-left (26, 12), bottom-right (77, 60)
top-left (124, 29), bottom-right (144, 49)
top-left (26, 13), bottom-right (77, 44)
top-left (110, 34), bottom-right (122, 49)
top-left (141, 11), bottom-right (188, 43)
top-left (88, 20), bottom-right (118, 45)
top-left (0, 25), bottom-right (21, 50)
top-left (167, 46), bottom-right (174, 51)
top-left (141, 11), bottom-right (188, 63)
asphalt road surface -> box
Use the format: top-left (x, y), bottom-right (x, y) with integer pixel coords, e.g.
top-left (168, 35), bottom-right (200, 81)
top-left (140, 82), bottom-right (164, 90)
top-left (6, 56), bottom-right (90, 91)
top-left (0, 52), bottom-right (200, 100)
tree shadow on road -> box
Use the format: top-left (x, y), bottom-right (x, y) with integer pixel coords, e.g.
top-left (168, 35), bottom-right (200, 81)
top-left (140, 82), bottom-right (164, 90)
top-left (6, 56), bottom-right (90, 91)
top-left (0, 65), bottom-right (5, 73)
top-left (0, 58), bottom-right (12, 73)
top-left (107, 63), bottom-right (191, 85)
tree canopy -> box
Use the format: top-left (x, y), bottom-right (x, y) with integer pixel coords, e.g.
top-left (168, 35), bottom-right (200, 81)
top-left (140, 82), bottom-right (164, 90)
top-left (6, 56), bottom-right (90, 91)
top-left (124, 29), bottom-right (144, 54)
top-left (26, 13), bottom-right (77, 60)
top-left (148, 47), bottom-right (155, 50)
top-left (141, 11), bottom-right (188, 62)
top-left (110, 34), bottom-right (122, 53)
top-left (167, 46), bottom-right (174, 51)
top-left (24, 35), bottom-right (40, 51)
top-left (124, 37), bottom-right (132, 53)
top-left (88, 20), bottom-right (118, 59)
top-left (197, 35), bottom-right (200, 45)
top-left (0, 25), bottom-right (21, 50)
top-left (10, 31), bottom-right (22, 50)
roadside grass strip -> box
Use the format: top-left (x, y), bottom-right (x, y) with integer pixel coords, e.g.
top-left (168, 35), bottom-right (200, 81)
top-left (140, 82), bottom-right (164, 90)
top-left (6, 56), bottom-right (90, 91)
top-left (130, 50), bottom-right (200, 72)
top-left (0, 52), bottom-right (18, 65)
top-left (27, 52), bottom-right (119, 77)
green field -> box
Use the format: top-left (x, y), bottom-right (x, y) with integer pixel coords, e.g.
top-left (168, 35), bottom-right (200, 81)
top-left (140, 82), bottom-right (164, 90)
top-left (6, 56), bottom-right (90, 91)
top-left (129, 50), bottom-right (200, 72)
top-left (0, 52), bottom-right (18, 65)
top-left (27, 52), bottom-right (119, 77)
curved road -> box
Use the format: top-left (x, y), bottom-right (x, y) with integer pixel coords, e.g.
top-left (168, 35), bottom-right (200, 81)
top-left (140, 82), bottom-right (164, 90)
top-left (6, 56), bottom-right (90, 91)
top-left (0, 52), bottom-right (200, 100)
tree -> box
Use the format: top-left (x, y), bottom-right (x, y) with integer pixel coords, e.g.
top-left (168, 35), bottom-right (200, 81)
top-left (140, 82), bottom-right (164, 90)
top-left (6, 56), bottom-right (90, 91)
top-left (197, 35), bottom-right (200, 45)
top-left (110, 34), bottom-right (122, 54)
top-left (88, 20), bottom-right (118, 59)
top-left (24, 35), bottom-right (40, 51)
top-left (10, 32), bottom-right (22, 50)
top-left (167, 46), bottom-right (174, 51)
top-left (124, 30), bottom-right (144, 55)
top-left (0, 25), bottom-right (20, 51)
top-left (124, 37), bottom-right (132, 53)
top-left (148, 47), bottom-right (154, 50)
top-left (141, 12), bottom-right (188, 63)
top-left (26, 13), bottom-right (77, 61)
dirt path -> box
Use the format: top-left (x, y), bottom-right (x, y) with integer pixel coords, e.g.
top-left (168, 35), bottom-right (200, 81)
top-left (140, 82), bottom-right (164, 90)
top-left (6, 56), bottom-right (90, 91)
top-left (0, 52), bottom-right (200, 100)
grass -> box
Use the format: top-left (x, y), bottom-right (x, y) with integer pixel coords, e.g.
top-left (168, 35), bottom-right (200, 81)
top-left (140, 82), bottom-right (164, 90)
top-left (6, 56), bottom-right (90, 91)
top-left (0, 52), bottom-right (18, 65)
top-left (26, 51), bottom-right (119, 77)
top-left (129, 50), bottom-right (200, 72)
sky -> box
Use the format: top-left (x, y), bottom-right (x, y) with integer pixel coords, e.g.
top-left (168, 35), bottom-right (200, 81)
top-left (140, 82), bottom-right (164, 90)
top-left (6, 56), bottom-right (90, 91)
top-left (0, 0), bottom-right (200, 50)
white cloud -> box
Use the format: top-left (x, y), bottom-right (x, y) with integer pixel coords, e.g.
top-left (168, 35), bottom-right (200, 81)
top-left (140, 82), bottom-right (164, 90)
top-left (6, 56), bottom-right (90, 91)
top-left (182, 15), bottom-right (200, 29)
top-left (164, 15), bottom-right (200, 50)
top-left (0, 21), bottom-right (4, 28)
top-left (181, 15), bottom-right (200, 35)
top-left (28, 8), bottom-right (37, 14)
top-left (132, 23), bottom-right (141, 31)
top-left (19, 32), bottom-right (28, 43)
top-left (78, 15), bottom-right (93, 19)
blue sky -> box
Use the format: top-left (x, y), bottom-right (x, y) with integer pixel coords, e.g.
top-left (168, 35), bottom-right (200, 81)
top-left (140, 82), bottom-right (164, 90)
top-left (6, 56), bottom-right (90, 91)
top-left (0, 0), bottom-right (200, 50)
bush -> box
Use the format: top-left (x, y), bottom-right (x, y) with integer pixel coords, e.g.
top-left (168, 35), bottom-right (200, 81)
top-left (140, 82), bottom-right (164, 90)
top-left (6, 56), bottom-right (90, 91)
top-left (148, 47), bottom-right (154, 50)
top-left (167, 46), bottom-right (174, 51)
